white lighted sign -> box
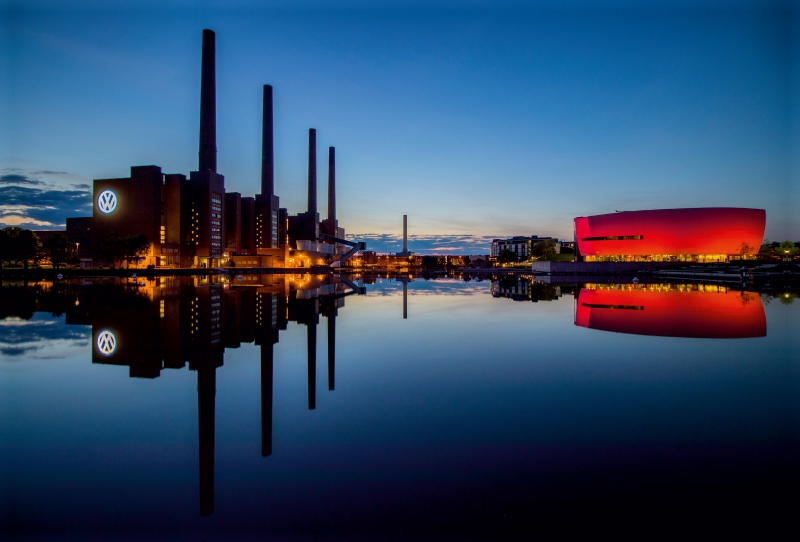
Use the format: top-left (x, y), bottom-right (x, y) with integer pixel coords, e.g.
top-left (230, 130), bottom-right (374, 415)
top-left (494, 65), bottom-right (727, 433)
top-left (97, 189), bottom-right (118, 214)
top-left (96, 329), bottom-right (117, 356)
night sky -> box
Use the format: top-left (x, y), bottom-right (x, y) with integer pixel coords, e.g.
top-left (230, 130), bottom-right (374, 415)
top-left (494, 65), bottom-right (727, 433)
top-left (2, 1), bottom-right (797, 253)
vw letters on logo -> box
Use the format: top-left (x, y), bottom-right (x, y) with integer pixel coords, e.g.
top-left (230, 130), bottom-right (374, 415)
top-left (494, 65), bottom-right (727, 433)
top-left (96, 329), bottom-right (117, 356)
top-left (97, 190), bottom-right (118, 214)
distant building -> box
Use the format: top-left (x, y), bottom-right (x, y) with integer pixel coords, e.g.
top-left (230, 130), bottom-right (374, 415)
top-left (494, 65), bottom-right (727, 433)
top-left (66, 217), bottom-right (93, 258)
top-left (465, 255), bottom-right (489, 268)
top-left (490, 236), bottom-right (560, 263)
top-left (574, 208), bottom-right (766, 263)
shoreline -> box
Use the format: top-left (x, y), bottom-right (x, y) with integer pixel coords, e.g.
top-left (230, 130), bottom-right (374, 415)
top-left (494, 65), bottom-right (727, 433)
top-left (0, 261), bottom-right (797, 283)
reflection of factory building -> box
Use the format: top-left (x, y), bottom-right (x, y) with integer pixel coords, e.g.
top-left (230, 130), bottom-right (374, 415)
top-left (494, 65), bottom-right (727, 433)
top-left (55, 274), bottom-right (361, 516)
top-left (67, 29), bottom-right (363, 269)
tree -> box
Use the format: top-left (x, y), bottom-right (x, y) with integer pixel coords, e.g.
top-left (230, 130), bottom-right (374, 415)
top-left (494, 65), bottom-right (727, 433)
top-left (738, 241), bottom-right (753, 258)
top-left (42, 232), bottom-right (71, 269)
top-left (19, 229), bottom-right (41, 269)
top-left (778, 240), bottom-right (798, 261)
top-left (421, 255), bottom-right (439, 268)
top-left (497, 249), bottom-right (518, 265)
top-left (3, 228), bottom-right (41, 269)
top-left (0, 228), bottom-right (9, 270)
top-left (758, 240), bottom-right (776, 261)
top-left (530, 282), bottom-right (559, 301)
top-left (531, 240), bottom-right (557, 260)
top-left (100, 231), bottom-right (124, 267)
top-left (120, 234), bottom-right (151, 268)
top-left (463, 256), bottom-right (471, 267)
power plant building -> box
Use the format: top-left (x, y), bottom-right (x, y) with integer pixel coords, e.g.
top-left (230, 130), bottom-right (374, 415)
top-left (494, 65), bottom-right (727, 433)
top-left (68, 29), bottom-right (363, 269)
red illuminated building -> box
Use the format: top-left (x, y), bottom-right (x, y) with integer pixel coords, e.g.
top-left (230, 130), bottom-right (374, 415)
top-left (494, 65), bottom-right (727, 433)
top-left (574, 207), bottom-right (765, 262)
top-left (574, 284), bottom-right (766, 339)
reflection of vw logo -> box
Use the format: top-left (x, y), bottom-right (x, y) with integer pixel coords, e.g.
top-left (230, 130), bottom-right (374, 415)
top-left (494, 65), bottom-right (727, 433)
top-left (97, 190), bottom-right (118, 214)
top-left (96, 329), bottom-right (117, 356)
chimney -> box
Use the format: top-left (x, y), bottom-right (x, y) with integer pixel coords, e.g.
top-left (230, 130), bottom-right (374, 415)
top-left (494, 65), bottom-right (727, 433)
top-left (261, 85), bottom-right (274, 196)
top-left (307, 128), bottom-right (317, 215)
top-left (327, 147), bottom-right (335, 222)
top-left (403, 215), bottom-right (408, 253)
top-left (198, 29), bottom-right (217, 173)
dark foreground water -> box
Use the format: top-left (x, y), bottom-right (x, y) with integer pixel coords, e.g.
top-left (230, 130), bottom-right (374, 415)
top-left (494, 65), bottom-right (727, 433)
top-left (1, 276), bottom-right (798, 539)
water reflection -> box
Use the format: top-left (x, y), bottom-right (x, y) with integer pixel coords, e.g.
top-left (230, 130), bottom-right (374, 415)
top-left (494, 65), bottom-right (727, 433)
top-left (490, 275), bottom-right (575, 301)
top-left (574, 283), bottom-right (767, 338)
top-left (2, 275), bottom-right (794, 534)
top-left (0, 274), bottom-right (363, 517)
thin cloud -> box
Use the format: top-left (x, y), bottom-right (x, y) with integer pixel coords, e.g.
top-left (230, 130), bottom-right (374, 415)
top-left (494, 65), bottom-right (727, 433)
top-left (0, 169), bottom-right (92, 229)
top-left (348, 233), bottom-right (495, 254)
top-left (0, 316), bottom-right (91, 358)
top-left (0, 174), bottom-right (45, 186)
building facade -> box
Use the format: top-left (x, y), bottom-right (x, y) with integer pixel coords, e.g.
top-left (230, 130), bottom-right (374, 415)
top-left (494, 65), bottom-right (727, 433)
top-left (574, 207), bottom-right (766, 262)
top-left (64, 29), bottom-right (362, 270)
top-left (490, 236), bottom-right (560, 262)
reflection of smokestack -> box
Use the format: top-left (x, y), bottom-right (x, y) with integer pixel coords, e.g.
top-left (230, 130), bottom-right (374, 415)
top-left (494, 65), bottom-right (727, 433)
top-left (403, 282), bottom-right (407, 320)
top-left (403, 215), bottom-right (408, 253)
top-left (327, 316), bottom-right (335, 390)
top-left (307, 323), bottom-right (316, 410)
top-left (327, 147), bottom-right (335, 222)
top-left (261, 85), bottom-right (274, 196)
top-left (198, 367), bottom-right (216, 516)
top-left (308, 129), bottom-right (317, 215)
top-left (199, 29), bottom-right (217, 173)
top-left (261, 343), bottom-right (273, 457)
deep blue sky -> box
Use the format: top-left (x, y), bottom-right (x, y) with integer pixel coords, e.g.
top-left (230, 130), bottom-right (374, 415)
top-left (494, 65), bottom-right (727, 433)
top-left (1, 1), bottom-right (797, 252)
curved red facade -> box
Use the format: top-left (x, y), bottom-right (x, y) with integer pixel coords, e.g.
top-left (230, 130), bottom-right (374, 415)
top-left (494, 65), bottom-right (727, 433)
top-left (574, 286), bottom-right (766, 339)
top-left (575, 208), bottom-right (765, 259)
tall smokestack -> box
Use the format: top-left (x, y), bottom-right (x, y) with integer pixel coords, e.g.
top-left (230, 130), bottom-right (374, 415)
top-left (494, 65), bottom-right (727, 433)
top-left (327, 147), bottom-right (335, 222)
top-left (307, 129), bottom-right (317, 215)
top-left (198, 29), bottom-right (217, 173)
top-left (261, 85), bottom-right (274, 196)
top-left (403, 215), bottom-right (408, 253)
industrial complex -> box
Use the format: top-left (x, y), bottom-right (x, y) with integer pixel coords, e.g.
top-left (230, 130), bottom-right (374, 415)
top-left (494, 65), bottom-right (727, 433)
top-left (47, 31), bottom-right (772, 272)
top-left (66, 29), bottom-right (364, 270)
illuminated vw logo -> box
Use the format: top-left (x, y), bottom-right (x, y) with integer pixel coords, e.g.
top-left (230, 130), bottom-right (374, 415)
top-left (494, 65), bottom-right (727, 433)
top-left (97, 189), bottom-right (118, 214)
top-left (96, 329), bottom-right (117, 356)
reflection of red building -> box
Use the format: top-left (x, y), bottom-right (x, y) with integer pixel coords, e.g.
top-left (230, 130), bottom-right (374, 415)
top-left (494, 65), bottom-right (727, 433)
top-left (574, 285), bottom-right (766, 338)
top-left (575, 208), bottom-right (765, 262)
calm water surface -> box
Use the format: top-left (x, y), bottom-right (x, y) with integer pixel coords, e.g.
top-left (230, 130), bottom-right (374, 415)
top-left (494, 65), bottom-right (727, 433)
top-left (1, 275), bottom-right (797, 539)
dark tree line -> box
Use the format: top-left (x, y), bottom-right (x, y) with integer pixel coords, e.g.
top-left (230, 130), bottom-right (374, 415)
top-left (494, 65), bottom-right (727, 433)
top-left (0, 228), bottom-right (76, 270)
top-left (759, 240), bottom-right (799, 261)
top-left (0, 227), bottom-right (152, 269)
top-left (1, 228), bottom-right (43, 269)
